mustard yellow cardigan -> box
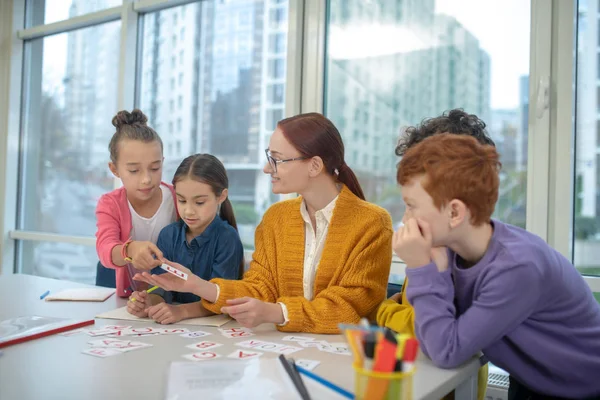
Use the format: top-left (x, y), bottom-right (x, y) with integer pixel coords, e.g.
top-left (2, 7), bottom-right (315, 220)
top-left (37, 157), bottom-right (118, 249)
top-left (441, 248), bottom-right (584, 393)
top-left (376, 279), bottom-right (489, 400)
top-left (202, 185), bottom-right (393, 333)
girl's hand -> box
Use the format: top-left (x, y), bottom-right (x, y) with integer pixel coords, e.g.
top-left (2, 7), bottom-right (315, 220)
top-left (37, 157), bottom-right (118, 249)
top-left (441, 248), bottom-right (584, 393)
top-left (146, 303), bottom-right (186, 325)
top-left (127, 241), bottom-right (163, 271)
top-left (126, 291), bottom-right (149, 317)
top-left (133, 260), bottom-right (201, 293)
top-left (389, 291), bottom-right (403, 303)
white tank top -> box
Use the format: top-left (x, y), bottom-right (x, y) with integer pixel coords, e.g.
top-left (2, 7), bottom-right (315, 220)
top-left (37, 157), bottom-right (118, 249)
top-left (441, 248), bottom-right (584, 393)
top-left (128, 184), bottom-right (177, 243)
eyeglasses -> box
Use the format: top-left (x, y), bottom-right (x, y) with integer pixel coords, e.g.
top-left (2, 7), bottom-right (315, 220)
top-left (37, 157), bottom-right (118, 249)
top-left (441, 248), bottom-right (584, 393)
top-left (265, 149), bottom-right (308, 173)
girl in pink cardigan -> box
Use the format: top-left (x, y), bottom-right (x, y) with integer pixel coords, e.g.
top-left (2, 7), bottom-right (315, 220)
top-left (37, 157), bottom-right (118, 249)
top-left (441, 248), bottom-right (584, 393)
top-left (95, 109), bottom-right (178, 298)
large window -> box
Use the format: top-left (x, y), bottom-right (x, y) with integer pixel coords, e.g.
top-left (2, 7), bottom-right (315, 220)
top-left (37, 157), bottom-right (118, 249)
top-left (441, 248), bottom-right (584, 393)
top-left (17, 21), bottom-right (120, 281)
top-left (9, 0), bottom-right (289, 283)
top-left (5, 0), bottom-right (599, 302)
top-left (138, 0), bottom-right (289, 249)
top-left (575, 0), bottom-right (600, 283)
top-left (324, 0), bottom-right (530, 230)
top-left (27, 0), bottom-right (122, 26)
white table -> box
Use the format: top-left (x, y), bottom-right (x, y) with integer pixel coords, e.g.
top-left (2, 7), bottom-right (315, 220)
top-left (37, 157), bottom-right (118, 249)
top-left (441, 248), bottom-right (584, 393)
top-left (0, 274), bottom-right (480, 400)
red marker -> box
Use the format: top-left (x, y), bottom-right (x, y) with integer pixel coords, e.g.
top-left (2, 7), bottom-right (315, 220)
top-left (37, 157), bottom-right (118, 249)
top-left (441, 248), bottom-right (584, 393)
top-left (402, 338), bottom-right (419, 373)
top-left (364, 329), bottom-right (398, 400)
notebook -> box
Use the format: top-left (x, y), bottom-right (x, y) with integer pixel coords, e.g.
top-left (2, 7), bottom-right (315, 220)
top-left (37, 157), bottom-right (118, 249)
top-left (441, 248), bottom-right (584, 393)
top-left (44, 288), bottom-right (116, 302)
top-left (96, 306), bottom-right (232, 327)
top-left (0, 316), bottom-right (94, 348)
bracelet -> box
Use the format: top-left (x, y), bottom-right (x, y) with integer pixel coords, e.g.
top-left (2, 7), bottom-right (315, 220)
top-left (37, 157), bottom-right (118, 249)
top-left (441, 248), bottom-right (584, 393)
top-left (121, 238), bottom-right (133, 263)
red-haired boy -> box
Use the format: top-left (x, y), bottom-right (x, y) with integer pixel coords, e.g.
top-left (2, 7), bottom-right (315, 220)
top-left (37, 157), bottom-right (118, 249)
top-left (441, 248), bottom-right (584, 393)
top-left (395, 134), bottom-right (600, 399)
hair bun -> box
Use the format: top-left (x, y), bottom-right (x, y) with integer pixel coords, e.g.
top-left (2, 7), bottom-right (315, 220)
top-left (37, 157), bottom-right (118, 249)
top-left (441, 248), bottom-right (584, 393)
top-left (112, 109), bottom-right (148, 129)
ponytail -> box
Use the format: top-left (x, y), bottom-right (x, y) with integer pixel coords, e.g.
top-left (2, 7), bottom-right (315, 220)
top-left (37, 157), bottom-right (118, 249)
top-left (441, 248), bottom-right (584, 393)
top-left (337, 163), bottom-right (365, 200)
top-left (220, 197), bottom-right (244, 278)
top-left (219, 198), bottom-right (238, 231)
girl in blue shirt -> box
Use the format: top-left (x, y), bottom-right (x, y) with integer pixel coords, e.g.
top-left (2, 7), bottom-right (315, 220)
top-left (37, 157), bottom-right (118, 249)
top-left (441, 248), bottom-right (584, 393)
top-left (126, 154), bottom-right (244, 324)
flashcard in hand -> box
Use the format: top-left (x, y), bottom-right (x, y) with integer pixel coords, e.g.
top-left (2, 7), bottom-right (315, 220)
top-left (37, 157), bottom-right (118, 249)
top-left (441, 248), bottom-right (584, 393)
top-left (295, 359), bottom-right (321, 371)
top-left (227, 350), bottom-right (263, 360)
top-left (186, 341), bottom-right (223, 351)
top-left (182, 351), bottom-right (222, 361)
top-left (82, 348), bottom-right (122, 358)
top-left (218, 327), bottom-right (254, 338)
top-left (282, 335), bottom-right (314, 342)
top-left (180, 330), bottom-right (211, 339)
top-left (160, 263), bottom-right (188, 280)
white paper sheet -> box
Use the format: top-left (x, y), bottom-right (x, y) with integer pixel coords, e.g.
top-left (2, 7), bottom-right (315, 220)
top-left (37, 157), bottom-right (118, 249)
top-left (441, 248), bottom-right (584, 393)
top-left (96, 306), bottom-right (231, 327)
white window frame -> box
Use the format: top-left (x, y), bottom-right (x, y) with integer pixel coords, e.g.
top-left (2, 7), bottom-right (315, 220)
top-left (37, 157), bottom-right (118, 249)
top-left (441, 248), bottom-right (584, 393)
top-left (0, 0), bottom-right (304, 275)
top-left (1, 0), bottom-right (599, 293)
top-left (299, 0), bottom-right (599, 292)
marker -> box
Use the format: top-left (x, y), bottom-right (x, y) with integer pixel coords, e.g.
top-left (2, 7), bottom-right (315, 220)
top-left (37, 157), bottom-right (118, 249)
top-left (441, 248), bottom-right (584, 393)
top-left (130, 285), bottom-right (159, 302)
top-left (394, 334), bottom-right (410, 372)
top-left (40, 290), bottom-right (50, 300)
top-left (402, 338), bottom-right (419, 373)
top-left (364, 329), bottom-right (398, 400)
top-left (363, 331), bottom-right (376, 371)
top-left (343, 329), bottom-right (365, 367)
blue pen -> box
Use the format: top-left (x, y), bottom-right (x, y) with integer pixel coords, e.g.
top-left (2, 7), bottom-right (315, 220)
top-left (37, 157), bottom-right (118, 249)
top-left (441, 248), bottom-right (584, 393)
top-left (295, 365), bottom-right (354, 399)
top-left (40, 290), bottom-right (50, 300)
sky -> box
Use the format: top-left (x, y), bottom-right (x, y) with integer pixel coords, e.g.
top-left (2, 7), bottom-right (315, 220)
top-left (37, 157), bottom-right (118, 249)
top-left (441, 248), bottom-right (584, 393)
top-left (42, 0), bottom-right (531, 110)
top-left (435, 0), bottom-right (531, 109)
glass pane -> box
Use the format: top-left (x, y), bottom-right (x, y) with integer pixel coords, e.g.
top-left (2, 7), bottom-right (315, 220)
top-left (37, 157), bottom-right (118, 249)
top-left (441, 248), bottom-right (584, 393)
top-left (27, 0), bottom-right (123, 26)
top-left (19, 22), bottom-right (120, 236)
top-left (139, 0), bottom-right (289, 249)
top-left (575, 0), bottom-right (600, 277)
top-left (20, 241), bottom-right (98, 286)
top-left (324, 0), bottom-right (530, 230)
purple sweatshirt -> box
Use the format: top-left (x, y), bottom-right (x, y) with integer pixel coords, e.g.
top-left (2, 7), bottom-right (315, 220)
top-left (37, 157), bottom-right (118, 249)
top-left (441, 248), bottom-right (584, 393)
top-left (406, 220), bottom-right (600, 398)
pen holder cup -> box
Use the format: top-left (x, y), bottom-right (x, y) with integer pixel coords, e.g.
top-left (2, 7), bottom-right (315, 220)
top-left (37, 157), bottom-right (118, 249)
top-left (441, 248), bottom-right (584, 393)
top-left (353, 363), bottom-right (414, 400)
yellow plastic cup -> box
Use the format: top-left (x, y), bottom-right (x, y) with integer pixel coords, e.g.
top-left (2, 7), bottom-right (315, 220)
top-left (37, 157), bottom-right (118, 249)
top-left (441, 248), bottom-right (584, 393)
top-left (353, 363), bottom-right (414, 400)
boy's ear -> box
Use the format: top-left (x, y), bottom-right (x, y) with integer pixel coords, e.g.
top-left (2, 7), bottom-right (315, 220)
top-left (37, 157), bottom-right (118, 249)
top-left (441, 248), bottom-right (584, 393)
top-left (448, 199), bottom-right (468, 228)
top-left (108, 162), bottom-right (120, 178)
top-left (218, 188), bottom-right (229, 204)
top-left (308, 156), bottom-right (324, 177)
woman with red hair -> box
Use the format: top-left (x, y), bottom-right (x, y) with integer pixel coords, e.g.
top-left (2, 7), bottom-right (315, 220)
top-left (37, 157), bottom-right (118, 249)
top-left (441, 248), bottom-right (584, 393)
top-left (135, 113), bottom-right (393, 334)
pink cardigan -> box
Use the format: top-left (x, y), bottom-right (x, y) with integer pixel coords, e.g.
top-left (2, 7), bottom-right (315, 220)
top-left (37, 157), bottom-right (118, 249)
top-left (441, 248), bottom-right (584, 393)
top-left (95, 182), bottom-right (178, 297)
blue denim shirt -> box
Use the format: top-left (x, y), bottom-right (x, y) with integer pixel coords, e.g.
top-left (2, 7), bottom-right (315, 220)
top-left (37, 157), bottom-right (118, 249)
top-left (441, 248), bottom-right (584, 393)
top-left (152, 215), bottom-right (243, 304)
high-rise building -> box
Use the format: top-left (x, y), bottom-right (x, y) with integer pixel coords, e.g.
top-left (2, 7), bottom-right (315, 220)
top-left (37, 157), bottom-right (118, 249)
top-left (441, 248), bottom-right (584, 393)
top-left (325, 0), bottom-right (491, 216)
top-left (139, 1), bottom-right (286, 226)
top-left (64, 0), bottom-right (119, 172)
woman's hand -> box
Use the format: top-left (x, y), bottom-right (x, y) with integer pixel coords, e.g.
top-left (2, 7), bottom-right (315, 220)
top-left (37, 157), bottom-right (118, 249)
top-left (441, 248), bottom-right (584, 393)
top-left (221, 297), bottom-right (284, 328)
